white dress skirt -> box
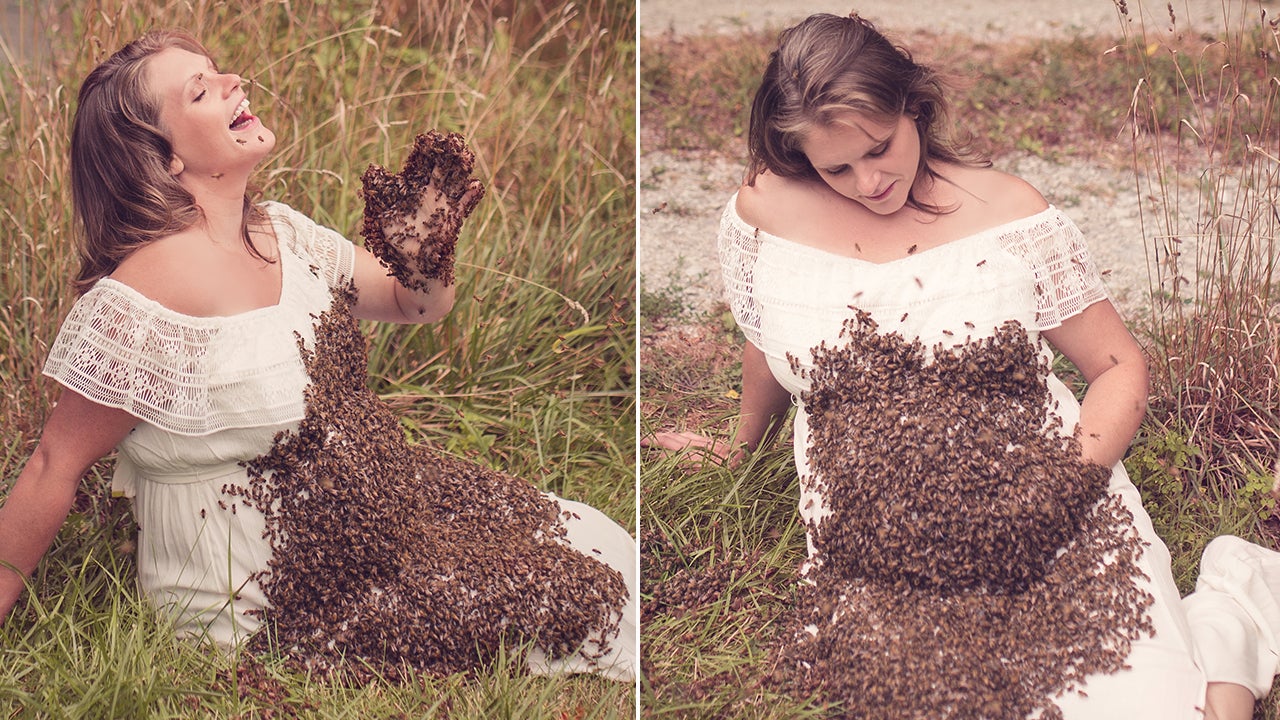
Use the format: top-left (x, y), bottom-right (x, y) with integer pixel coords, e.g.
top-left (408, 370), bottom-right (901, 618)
top-left (717, 193), bottom-right (1280, 717)
top-left (42, 201), bottom-right (636, 682)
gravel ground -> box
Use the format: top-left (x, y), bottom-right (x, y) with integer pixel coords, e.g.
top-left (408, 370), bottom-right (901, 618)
top-left (639, 0), bottom-right (1240, 39)
top-left (637, 0), bottom-right (1272, 322)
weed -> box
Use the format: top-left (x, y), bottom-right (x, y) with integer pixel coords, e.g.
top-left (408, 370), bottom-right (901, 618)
top-left (1117, 0), bottom-right (1279, 563)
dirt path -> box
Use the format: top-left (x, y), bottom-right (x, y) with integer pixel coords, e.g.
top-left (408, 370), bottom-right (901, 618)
top-left (637, 0), bottom-right (1268, 322)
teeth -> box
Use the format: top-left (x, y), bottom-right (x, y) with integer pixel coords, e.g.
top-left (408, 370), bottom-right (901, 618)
top-left (231, 98), bottom-right (250, 126)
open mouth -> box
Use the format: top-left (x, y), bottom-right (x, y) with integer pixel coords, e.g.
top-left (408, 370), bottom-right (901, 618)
top-left (229, 98), bottom-right (254, 131)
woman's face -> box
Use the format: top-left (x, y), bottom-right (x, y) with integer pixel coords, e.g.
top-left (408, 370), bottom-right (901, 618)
top-left (799, 112), bottom-right (921, 215)
top-left (147, 47), bottom-right (275, 181)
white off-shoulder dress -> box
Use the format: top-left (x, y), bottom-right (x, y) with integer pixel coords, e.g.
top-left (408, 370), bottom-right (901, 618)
top-left (717, 193), bottom-right (1280, 717)
top-left (42, 201), bottom-right (636, 681)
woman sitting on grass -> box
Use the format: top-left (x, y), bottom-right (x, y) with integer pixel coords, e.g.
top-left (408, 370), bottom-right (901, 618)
top-left (0, 29), bottom-right (636, 682)
top-left (650, 13), bottom-right (1280, 719)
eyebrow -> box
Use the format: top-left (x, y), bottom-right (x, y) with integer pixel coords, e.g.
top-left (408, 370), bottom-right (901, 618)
top-left (869, 126), bottom-right (896, 146)
top-left (182, 58), bottom-right (219, 94)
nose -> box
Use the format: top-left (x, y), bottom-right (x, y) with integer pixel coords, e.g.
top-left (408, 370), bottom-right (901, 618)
top-left (221, 73), bottom-right (243, 97)
top-left (855, 165), bottom-right (880, 196)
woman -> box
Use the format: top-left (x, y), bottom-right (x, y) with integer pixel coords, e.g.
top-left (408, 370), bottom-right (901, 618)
top-left (0, 30), bottom-right (636, 682)
top-left (650, 13), bottom-right (1279, 718)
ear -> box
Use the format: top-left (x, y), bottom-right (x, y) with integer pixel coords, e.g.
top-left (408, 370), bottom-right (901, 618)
top-left (169, 156), bottom-right (185, 176)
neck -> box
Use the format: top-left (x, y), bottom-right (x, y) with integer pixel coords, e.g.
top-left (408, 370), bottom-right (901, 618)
top-left (181, 174), bottom-right (250, 245)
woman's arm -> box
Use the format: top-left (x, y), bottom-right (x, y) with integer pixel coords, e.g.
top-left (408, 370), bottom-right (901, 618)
top-left (1042, 300), bottom-right (1149, 468)
top-left (349, 244), bottom-right (457, 324)
top-left (0, 390), bottom-right (138, 621)
top-left (647, 341), bottom-right (793, 467)
top-left (735, 341), bottom-right (795, 453)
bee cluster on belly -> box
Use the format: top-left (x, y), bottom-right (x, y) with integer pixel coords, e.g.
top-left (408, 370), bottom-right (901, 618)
top-left (765, 310), bottom-right (1154, 719)
top-left (226, 285), bottom-right (626, 680)
top-left (359, 130), bottom-right (485, 292)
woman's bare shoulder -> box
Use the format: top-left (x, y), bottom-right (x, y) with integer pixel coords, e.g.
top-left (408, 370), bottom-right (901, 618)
top-left (735, 172), bottom-right (830, 233)
top-left (948, 165), bottom-right (1050, 219)
top-left (110, 231), bottom-right (221, 316)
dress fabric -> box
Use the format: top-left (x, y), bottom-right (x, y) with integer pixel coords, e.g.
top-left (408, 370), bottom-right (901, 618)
top-left (41, 201), bottom-right (636, 681)
top-left (717, 193), bottom-right (1280, 717)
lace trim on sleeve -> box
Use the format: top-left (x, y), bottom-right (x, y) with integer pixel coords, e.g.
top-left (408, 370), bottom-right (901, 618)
top-left (998, 209), bottom-right (1109, 330)
top-left (42, 283), bottom-right (306, 436)
top-left (264, 201), bottom-right (355, 288)
top-left (717, 194), bottom-right (765, 348)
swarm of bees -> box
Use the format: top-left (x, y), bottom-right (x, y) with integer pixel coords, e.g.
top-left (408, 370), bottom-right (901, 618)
top-left (229, 286), bottom-right (626, 679)
top-left (765, 311), bottom-right (1154, 718)
top-left (359, 130), bottom-right (486, 292)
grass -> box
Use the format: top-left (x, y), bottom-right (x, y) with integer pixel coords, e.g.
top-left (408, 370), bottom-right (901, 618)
top-left (1117, 0), bottom-right (1279, 597)
top-left (0, 0), bottom-right (635, 716)
top-left (641, 1), bottom-right (1280, 717)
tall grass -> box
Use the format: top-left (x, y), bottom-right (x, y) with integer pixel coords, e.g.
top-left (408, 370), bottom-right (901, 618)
top-left (0, 0), bottom-right (635, 716)
top-left (1117, 0), bottom-right (1280, 590)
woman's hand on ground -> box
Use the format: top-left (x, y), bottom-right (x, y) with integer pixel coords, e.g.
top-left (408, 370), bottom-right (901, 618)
top-left (642, 430), bottom-right (742, 470)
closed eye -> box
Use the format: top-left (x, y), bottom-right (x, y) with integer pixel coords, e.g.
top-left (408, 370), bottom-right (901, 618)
top-left (867, 141), bottom-right (890, 158)
top-left (821, 165), bottom-right (849, 176)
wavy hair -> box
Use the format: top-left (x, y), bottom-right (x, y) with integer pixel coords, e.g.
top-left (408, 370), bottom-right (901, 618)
top-left (70, 29), bottom-right (266, 294)
top-left (746, 13), bottom-right (988, 214)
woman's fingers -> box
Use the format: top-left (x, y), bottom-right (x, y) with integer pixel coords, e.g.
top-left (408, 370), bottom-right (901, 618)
top-left (642, 431), bottom-right (735, 469)
top-left (457, 179), bottom-right (486, 217)
top-left (642, 430), bottom-right (713, 452)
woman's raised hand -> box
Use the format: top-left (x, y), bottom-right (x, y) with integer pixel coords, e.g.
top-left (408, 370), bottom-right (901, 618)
top-left (359, 131), bottom-right (486, 292)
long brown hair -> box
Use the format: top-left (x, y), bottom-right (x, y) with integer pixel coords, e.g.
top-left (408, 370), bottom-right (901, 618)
top-left (746, 13), bottom-right (988, 214)
top-left (69, 29), bottom-right (266, 294)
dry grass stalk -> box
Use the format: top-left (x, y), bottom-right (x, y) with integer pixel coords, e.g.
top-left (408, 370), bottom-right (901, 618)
top-left (1119, 0), bottom-right (1279, 520)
